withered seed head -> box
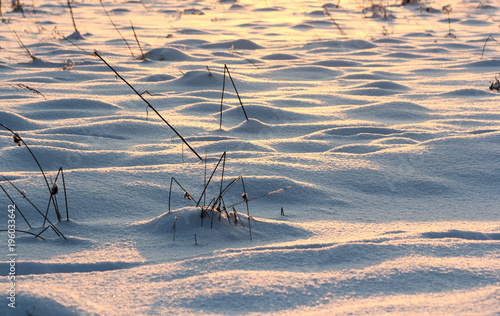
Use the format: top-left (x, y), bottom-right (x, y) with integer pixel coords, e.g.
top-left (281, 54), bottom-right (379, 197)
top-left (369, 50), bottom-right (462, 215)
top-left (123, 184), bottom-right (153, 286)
top-left (13, 133), bottom-right (22, 146)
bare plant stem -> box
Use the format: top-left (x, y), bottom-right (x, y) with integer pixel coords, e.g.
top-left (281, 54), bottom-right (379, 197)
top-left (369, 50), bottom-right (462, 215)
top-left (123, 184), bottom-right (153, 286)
top-left (52, 167), bottom-right (69, 221)
top-left (219, 65), bottom-right (226, 129)
top-left (168, 177), bottom-right (194, 213)
top-left (0, 184), bottom-right (31, 228)
top-left (31, 0), bottom-right (41, 32)
top-left (230, 49), bottom-right (260, 68)
top-left (94, 51), bottom-right (202, 161)
top-left (2, 176), bottom-right (65, 238)
top-left (0, 84), bottom-right (46, 99)
top-left (225, 185), bottom-right (292, 209)
top-left (53, 29), bottom-right (93, 55)
top-left (139, 0), bottom-right (150, 11)
top-left (0, 229), bottom-right (44, 240)
top-left (34, 225), bottom-right (51, 238)
top-left (12, 30), bottom-right (35, 60)
top-left (240, 177), bottom-right (252, 240)
top-left (99, 0), bottom-right (135, 57)
top-left (220, 64), bottom-right (249, 129)
top-left (480, 35), bottom-right (500, 59)
top-left (12, 0), bottom-right (24, 16)
top-left (0, 124), bottom-right (62, 222)
top-left (130, 20), bottom-right (145, 60)
top-left (67, 0), bottom-right (78, 34)
top-left (196, 152), bottom-right (226, 206)
top-left (323, 6), bottom-right (347, 38)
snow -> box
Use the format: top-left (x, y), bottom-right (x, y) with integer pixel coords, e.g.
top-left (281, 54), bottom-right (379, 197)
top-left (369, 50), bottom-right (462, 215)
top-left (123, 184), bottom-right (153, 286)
top-left (1, 0), bottom-right (500, 315)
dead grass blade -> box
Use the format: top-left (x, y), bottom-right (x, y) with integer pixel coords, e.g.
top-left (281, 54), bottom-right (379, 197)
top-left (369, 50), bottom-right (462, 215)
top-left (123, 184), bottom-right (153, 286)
top-left (94, 51), bottom-right (202, 161)
top-left (480, 35), bottom-right (500, 60)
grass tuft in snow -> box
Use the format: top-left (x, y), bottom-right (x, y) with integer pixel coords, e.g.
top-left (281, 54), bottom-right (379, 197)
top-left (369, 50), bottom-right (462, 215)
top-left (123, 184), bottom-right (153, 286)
top-left (0, 124), bottom-right (69, 239)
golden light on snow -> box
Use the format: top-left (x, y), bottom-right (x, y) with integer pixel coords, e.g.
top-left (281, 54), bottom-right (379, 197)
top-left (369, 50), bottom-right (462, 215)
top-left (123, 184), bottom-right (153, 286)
top-left (1, 0), bottom-right (499, 314)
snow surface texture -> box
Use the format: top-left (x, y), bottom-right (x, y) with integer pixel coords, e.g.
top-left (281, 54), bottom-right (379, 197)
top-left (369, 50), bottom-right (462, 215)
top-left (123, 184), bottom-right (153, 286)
top-left (1, 0), bottom-right (500, 315)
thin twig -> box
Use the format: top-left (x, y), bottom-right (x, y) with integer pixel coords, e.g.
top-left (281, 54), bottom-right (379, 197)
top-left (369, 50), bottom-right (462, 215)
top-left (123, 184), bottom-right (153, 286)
top-left (0, 124), bottom-right (61, 222)
top-left (220, 64), bottom-right (249, 127)
top-left (226, 185), bottom-right (292, 209)
top-left (219, 65), bottom-right (226, 129)
top-left (168, 177), bottom-right (195, 213)
top-left (99, 0), bottom-right (135, 57)
top-left (240, 177), bottom-right (252, 240)
top-left (11, 30), bottom-right (35, 60)
top-left (323, 6), bottom-right (347, 38)
top-left (230, 49), bottom-right (260, 69)
top-left (0, 184), bottom-right (31, 228)
top-left (0, 84), bottom-right (46, 99)
top-left (1, 176), bottom-right (64, 238)
top-left (480, 35), bottom-right (500, 60)
top-left (94, 51), bottom-right (202, 161)
top-left (53, 29), bottom-right (93, 56)
top-left (67, 0), bottom-right (79, 34)
top-left (196, 152), bottom-right (226, 206)
top-left (130, 20), bottom-right (145, 60)
top-left (0, 229), bottom-right (44, 240)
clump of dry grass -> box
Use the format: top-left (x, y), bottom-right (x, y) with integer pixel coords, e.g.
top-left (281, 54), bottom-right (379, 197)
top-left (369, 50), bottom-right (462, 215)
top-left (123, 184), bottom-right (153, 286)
top-left (0, 124), bottom-right (68, 239)
top-left (167, 151), bottom-right (291, 241)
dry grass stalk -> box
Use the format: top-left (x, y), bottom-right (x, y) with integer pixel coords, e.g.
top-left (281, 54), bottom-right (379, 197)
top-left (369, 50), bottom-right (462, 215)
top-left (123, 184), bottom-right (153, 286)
top-left (0, 83), bottom-right (46, 99)
top-left (168, 177), bottom-right (194, 213)
top-left (99, 0), bottom-right (135, 57)
top-left (94, 51), bottom-right (202, 160)
top-left (196, 151), bottom-right (226, 206)
top-left (0, 184), bottom-right (31, 228)
top-left (2, 176), bottom-right (65, 238)
top-left (12, 30), bottom-right (36, 60)
top-left (480, 35), bottom-right (500, 60)
top-left (67, 0), bottom-right (79, 35)
top-left (130, 20), bottom-right (145, 60)
top-left (323, 6), bottom-right (347, 38)
top-left (220, 64), bottom-right (249, 129)
top-left (0, 124), bottom-right (64, 223)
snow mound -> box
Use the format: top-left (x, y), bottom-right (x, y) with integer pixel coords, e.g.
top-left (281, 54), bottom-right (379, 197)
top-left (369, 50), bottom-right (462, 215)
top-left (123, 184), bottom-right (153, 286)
top-left (144, 48), bottom-right (197, 61)
top-left (422, 230), bottom-right (500, 240)
top-left (347, 101), bottom-right (431, 121)
top-left (301, 40), bottom-right (377, 51)
top-left (221, 104), bottom-right (313, 124)
top-left (201, 39), bottom-right (263, 50)
top-left (65, 31), bottom-right (85, 40)
top-left (130, 206), bottom-right (310, 244)
top-left (0, 292), bottom-right (80, 316)
top-left (261, 53), bottom-right (300, 60)
top-left (0, 111), bottom-right (45, 130)
top-left (329, 144), bottom-right (387, 154)
top-left (228, 118), bottom-right (275, 136)
top-left (136, 74), bottom-right (176, 82)
top-left (169, 70), bottom-right (223, 88)
top-left (258, 66), bottom-right (342, 81)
